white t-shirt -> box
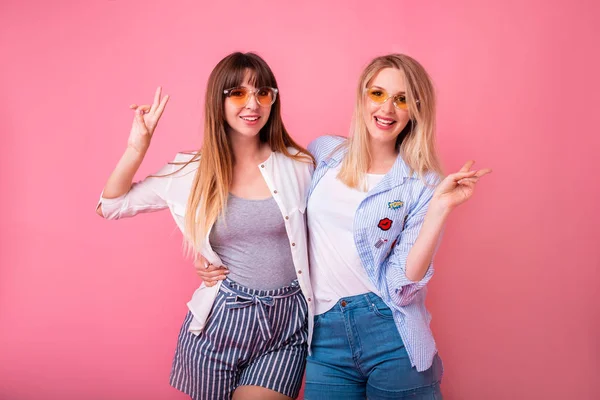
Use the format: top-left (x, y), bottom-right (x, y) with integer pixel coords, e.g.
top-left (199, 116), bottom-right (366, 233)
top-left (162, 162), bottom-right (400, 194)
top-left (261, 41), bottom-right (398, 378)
top-left (307, 166), bottom-right (384, 315)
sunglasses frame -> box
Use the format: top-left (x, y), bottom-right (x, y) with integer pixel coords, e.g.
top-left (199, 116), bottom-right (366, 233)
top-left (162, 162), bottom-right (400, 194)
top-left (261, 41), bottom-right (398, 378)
top-left (364, 87), bottom-right (420, 110)
top-left (223, 86), bottom-right (279, 107)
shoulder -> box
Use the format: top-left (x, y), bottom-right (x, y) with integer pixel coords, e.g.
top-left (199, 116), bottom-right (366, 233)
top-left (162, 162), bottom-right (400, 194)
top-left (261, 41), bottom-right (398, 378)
top-left (275, 147), bottom-right (313, 174)
top-left (172, 151), bottom-right (199, 163)
top-left (307, 135), bottom-right (347, 164)
top-left (413, 165), bottom-right (442, 190)
top-left (284, 146), bottom-right (311, 160)
top-left (410, 170), bottom-right (442, 204)
top-left (422, 170), bottom-right (441, 186)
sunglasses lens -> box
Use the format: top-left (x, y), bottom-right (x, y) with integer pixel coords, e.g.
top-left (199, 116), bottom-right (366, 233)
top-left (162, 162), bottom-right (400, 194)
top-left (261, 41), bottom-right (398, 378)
top-left (227, 88), bottom-right (249, 107)
top-left (256, 87), bottom-right (276, 106)
top-left (366, 88), bottom-right (388, 104)
top-left (393, 95), bottom-right (408, 110)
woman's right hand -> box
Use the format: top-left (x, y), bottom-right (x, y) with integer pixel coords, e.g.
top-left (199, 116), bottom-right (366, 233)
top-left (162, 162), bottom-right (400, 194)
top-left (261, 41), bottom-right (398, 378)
top-left (127, 86), bottom-right (169, 154)
top-left (194, 255), bottom-right (229, 287)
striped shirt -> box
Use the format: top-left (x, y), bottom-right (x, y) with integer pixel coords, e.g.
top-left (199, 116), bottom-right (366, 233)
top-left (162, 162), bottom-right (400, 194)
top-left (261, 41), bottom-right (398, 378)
top-left (307, 135), bottom-right (441, 372)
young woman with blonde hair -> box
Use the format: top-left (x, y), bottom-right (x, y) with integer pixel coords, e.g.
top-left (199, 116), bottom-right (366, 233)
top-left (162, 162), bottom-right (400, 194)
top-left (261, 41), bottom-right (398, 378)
top-left (301, 54), bottom-right (490, 399)
top-left (199, 53), bottom-right (491, 399)
top-left (96, 52), bottom-right (315, 400)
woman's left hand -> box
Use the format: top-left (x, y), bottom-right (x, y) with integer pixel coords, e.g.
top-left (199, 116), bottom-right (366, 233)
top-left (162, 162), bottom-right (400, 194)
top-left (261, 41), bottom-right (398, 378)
top-left (433, 160), bottom-right (492, 211)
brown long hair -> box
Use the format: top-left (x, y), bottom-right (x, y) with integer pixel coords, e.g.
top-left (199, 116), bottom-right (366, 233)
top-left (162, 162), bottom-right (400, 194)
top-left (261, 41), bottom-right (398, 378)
top-left (338, 54), bottom-right (443, 190)
top-left (184, 52), bottom-right (312, 255)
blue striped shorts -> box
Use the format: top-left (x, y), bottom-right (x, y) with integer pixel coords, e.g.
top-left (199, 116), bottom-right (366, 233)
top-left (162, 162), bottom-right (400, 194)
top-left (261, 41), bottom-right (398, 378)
top-left (169, 278), bottom-right (309, 400)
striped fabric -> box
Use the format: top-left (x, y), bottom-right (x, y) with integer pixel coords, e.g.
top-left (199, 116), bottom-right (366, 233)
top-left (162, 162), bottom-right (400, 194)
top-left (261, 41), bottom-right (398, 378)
top-left (170, 279), bottom-right (309, 399)
top-left (307, 135), bottom-right (441, 372)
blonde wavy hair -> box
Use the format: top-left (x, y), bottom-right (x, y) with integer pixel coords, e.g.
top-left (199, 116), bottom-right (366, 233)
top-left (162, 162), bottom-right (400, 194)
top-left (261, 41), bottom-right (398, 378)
top-left (337, 54), bottom-right (443, 189)
top-left (182, 52), bottom-right (313, 255)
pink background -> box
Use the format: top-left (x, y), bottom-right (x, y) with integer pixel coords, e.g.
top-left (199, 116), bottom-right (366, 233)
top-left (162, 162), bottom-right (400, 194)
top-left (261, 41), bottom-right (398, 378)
top-left (1, 1), bottom-right (598, 399)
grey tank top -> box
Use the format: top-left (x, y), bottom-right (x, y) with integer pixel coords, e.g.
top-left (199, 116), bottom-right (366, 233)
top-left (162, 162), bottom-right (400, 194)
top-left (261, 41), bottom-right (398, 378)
top-left (209, 194), bottom-right (296, 290)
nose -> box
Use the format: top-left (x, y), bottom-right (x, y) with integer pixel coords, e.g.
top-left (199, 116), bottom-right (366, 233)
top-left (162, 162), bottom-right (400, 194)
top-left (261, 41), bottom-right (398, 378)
top-left (245, 93), bottom-right (260, 110)
top-left (381, 97), bottom-right (395, 114)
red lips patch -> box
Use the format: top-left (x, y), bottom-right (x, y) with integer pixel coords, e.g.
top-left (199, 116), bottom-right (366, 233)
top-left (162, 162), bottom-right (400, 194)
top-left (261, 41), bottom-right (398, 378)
top-left (378, 218), bottom-right (393, 231)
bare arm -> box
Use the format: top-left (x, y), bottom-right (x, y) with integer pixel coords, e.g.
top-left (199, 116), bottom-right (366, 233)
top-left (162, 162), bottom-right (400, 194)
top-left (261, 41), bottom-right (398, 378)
top-left (97, 87), bottom-right (169, 216)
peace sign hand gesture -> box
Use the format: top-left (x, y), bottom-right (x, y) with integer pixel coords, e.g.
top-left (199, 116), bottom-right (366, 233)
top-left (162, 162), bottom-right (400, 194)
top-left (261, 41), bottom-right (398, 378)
top-left (127, 86), bottom-right (169, 154)
top-left (433, 161), bottom-right (492, 211)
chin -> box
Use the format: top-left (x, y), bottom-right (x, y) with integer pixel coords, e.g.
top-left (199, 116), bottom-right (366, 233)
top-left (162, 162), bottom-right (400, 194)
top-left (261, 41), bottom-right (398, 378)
top-left (368, 125), bottom-right (401, 144)
top-left (231, 125), bottom-right (264, 138)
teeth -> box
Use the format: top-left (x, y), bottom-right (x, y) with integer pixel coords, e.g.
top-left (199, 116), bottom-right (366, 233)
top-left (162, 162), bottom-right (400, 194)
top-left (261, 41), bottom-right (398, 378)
top-left (241, 116), bottom-right (258, 121)
top-left (375, 116), bottom-right (394, 125)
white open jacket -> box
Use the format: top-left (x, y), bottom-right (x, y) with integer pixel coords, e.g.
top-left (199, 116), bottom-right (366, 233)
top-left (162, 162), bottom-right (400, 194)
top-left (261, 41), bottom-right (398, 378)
top-left (98, 149), bottom-right (316, 347)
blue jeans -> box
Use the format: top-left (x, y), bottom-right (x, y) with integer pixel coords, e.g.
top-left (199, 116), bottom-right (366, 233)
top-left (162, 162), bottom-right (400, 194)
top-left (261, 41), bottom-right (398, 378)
top-left (304, 292), bottom-right (443, 399)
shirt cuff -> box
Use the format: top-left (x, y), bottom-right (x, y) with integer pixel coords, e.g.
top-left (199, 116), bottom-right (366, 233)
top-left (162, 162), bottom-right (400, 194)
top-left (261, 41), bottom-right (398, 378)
top-left (96, 190), bottom-right (127, 219)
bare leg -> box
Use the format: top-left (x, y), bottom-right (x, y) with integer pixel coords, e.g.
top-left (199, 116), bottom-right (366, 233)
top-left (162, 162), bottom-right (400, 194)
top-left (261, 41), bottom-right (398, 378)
top-left (232, 385), bottom-right (295, 400)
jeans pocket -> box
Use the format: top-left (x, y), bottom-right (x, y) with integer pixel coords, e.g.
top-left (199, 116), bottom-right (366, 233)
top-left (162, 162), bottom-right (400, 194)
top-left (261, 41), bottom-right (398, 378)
top-left (370, 300), bottom-right (394, 319)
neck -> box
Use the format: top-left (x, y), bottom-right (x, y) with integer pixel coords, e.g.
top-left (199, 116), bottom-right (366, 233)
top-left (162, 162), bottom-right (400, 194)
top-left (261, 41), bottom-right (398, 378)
top-left (229, 131), bottom-right (269, 165)
top-left (368, 137), bottom-right (398, 173)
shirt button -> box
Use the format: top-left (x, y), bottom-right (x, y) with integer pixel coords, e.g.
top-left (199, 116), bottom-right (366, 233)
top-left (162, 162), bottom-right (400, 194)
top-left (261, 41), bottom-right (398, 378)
top-left (291, 242), bottom-right (296, 247)
top-left (341, 300), bottom-right (347, 307)
top-left (285, 216), bottom-right (289, 220)
top-left (260, 164), bottom-right (265, 168)
top-left (308, 298), bottom-right (312, 302)
top-left (273, 190), bottom-right (278, 194)
top-left (298, 270), bottom-right (302, 274)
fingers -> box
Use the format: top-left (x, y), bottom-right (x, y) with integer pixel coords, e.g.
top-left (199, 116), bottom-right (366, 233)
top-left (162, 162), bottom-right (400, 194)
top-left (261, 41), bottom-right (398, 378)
top-left (198, 268), bottom-right (229, 278)
top-left (155, 94), bottom-right (170, 118)
top-left (474, 168), bottom-right (492, 178)
top-left (459, 180), bottom-right (476, 191)
top-left (449, 170), bottom-right (477, 182)
top-left (194, 261), bottom-right (226, 272)
top-left (457, 168), bottom-right (492, 186)
top-left (135, 108), bottom-right (147, 126)
top-left (458, 160), bottom-right (492, 178)
top-left (131, 104), bottom-right (150, 117)
top-left (137, 104), bottom-right (151, 113)
top-left (457, 177), bottom-right (478, 185)
top-left (459, 160), bottom-right (475, 172)
top-left (151, 86), bottom-right (162, 112)
top-left (198, 265), bottom-right (228, 286)
top-left (129, 86), bottom-right (169, 120)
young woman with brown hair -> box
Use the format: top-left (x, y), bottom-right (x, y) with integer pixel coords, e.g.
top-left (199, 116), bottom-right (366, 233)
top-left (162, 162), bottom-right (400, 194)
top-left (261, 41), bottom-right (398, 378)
top-left (97, 52), bottom-right (315, 400)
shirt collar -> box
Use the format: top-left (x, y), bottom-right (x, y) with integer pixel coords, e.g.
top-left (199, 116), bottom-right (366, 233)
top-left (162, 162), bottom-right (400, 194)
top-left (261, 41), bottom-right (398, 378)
top-left (323, 147), bottom-right (416, 182)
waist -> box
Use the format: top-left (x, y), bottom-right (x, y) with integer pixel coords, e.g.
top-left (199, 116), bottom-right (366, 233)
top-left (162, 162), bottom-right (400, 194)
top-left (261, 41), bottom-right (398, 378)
top-left (220, 277), bottom-right (302, 299)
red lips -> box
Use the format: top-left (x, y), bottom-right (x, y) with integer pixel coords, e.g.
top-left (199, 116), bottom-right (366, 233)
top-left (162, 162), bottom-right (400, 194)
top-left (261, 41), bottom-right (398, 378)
top-left (378, 218), bottom-right (393, 231)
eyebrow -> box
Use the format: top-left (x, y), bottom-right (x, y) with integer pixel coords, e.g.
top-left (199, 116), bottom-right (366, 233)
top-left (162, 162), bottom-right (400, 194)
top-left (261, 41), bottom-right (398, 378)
top-left (371, 85), bottom-right (406, 94)
top-left (232, 85), bottom-right (257, 90)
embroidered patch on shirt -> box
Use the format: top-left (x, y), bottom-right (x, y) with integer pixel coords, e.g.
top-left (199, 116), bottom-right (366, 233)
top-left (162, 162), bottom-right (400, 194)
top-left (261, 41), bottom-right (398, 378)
top-left (388, 200), bottom-right (404, 210)
top-left (374, 238), bottom-right (388, 248)
top-left (378, 218), bottom-right (393, 231)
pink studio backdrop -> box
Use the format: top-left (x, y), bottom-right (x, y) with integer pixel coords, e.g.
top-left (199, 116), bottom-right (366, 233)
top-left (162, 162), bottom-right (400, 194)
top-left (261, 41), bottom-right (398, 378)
top-left (1, 1), bottom-right (598, 399)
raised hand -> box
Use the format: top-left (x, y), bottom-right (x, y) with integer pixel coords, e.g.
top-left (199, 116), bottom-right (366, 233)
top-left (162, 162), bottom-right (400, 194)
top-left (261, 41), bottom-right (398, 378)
top-left (127, 86), bottom-right (169, 154)
top-left (433, 161), bottom-right (492, 211)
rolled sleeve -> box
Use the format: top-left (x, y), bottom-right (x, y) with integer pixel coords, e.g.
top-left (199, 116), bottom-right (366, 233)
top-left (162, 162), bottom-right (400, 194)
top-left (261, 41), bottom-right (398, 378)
top-left (385, 184), bottom-right (437, 307)
top-left (96, 160), bottom-right (177, 219)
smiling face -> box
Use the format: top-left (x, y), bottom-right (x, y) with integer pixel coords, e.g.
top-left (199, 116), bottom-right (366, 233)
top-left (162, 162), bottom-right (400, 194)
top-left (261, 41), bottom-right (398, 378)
top-left (224, 71), bottom-right (272, 140)
top-left (362, 67), bottom-right (412, 147)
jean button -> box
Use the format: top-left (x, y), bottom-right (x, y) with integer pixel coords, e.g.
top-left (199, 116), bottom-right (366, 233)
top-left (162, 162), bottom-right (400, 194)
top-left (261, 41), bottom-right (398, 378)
top-left (340, 300), bottom-right (347, 307)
